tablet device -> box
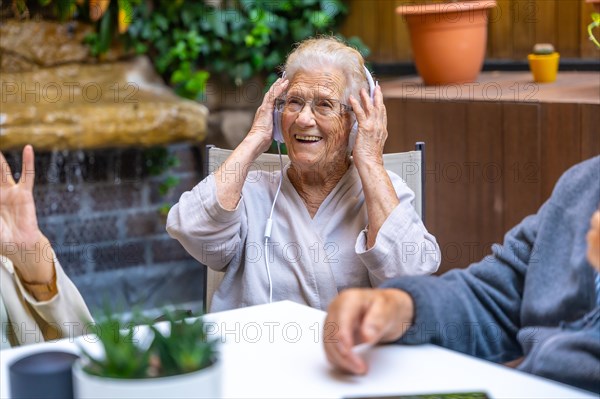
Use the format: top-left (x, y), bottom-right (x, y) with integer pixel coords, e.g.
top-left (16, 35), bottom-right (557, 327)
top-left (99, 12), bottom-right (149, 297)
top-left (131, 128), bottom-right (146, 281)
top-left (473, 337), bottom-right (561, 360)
top-left (344, 392), bottom-right (490, 399)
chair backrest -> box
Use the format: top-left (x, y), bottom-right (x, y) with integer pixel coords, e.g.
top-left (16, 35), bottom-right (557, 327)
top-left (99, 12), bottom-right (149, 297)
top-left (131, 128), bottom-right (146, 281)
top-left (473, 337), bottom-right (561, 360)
top-left (202, 143), bottom-right (425, 312)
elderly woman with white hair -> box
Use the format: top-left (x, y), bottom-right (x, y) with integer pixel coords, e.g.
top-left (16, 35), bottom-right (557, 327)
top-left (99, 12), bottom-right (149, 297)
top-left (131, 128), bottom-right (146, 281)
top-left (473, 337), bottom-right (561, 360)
top-left (167, 37), bottom-right (440, 312)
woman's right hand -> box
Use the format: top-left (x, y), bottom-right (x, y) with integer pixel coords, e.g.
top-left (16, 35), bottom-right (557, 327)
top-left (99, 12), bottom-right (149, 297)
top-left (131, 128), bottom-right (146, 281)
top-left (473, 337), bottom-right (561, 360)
top-left (213, 77), bottom-right (289, 211)
top-left (0, 145), bottom-right (55, 285)
top-left (245, 77), bottom-right (289, 154)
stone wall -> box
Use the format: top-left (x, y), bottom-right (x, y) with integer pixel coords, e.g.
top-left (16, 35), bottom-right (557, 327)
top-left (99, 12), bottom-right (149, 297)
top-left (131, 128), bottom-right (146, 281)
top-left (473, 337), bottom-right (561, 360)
top-left (3, 143), bottom-right (205, 316)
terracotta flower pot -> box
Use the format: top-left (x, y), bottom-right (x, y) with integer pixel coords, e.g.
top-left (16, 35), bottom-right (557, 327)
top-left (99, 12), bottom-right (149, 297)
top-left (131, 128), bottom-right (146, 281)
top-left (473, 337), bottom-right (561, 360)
top-left (396, 1), bottom-right (497, 86)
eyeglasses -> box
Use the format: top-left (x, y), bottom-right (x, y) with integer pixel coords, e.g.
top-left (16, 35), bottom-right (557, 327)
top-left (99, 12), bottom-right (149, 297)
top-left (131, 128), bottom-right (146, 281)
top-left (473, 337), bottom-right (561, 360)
top-left (275, 96), bottom-right (352, 117)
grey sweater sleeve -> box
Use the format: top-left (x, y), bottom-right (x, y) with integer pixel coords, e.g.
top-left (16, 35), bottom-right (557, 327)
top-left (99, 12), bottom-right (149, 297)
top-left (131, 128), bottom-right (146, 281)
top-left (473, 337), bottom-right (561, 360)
top-left (381, 212), bottom-right (537, 363)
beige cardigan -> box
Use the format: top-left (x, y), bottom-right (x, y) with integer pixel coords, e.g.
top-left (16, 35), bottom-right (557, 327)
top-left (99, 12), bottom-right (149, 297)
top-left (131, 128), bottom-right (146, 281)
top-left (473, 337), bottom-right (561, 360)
top-left (0, 255), bottom-right (92, 348)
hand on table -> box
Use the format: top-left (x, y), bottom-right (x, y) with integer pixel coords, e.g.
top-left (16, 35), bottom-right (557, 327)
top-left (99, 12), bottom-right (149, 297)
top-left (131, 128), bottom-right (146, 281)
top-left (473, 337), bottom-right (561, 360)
top-left (323, 288), bottom-right (415, 375)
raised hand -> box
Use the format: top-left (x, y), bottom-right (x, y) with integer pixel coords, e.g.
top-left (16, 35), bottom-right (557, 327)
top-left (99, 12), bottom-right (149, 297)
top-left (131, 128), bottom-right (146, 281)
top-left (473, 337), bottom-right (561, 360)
top-left (347, 85), bottom-right (397, 248)
top-left (246, 77), bottom-right (289, 154)
top-left (0, 145), bottom-right (53, 284)
top-left (348, 85), bottom-right (388, 167)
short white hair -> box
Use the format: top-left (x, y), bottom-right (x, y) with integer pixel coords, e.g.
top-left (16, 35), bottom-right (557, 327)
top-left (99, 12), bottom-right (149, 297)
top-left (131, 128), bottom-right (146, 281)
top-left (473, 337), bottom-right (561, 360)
top-left (283, 36), bottom-right (369, 102)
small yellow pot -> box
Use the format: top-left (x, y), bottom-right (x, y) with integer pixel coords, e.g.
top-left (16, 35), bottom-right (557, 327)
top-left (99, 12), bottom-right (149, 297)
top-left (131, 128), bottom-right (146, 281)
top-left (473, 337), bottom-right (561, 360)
top-left (527, 52), bottom-right (560, 83)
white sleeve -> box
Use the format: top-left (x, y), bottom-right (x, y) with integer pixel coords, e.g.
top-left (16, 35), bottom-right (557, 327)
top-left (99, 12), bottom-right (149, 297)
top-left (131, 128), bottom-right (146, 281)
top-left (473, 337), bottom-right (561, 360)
top-left (166, 174), bottom-right (244, 271)
top-left (355, 172), bottom-right (440, 286)
top-left (16, 255), bottom-right (93, 339)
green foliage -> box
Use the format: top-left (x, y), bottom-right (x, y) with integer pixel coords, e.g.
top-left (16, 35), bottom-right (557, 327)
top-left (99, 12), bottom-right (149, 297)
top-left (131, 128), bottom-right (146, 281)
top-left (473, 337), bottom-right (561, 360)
top-left (150, 314), bottom-right (215, 376)
top-left (18, 0), bottom-right (369, 101)
top-left (80, 317), bottom-right (150, 379)
top-left (125, 0), bottom-right (369, 100)
top-left (143, 147), bottom-right (179, 177)
top-left (79, 310), bottom-right (216, 379)
top-left (589, 12), bottom-right (600, 49)
top-left (20, 1), bottom-right (141, 55)
top-left (143, 146), bottom-right (181, 216)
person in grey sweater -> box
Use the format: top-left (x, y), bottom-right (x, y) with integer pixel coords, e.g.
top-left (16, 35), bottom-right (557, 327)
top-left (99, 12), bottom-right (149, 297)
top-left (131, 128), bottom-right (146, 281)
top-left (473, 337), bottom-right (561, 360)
top-left (324, 156), bottom-right (600, 393)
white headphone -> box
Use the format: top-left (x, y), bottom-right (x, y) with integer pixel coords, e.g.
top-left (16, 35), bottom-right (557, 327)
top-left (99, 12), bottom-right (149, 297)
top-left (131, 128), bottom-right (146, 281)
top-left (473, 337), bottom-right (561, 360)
top-left (272, 72), bottom-right (286, 143)
top-left (264, 66), bottom-right (377, 303)
top-left (348, 66), bottom-right (377, 152)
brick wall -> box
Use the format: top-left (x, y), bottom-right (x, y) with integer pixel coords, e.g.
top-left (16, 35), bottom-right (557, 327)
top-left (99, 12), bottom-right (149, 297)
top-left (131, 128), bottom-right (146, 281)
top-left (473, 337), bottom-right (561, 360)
top-left (3, 143), bottom-right (205, 316)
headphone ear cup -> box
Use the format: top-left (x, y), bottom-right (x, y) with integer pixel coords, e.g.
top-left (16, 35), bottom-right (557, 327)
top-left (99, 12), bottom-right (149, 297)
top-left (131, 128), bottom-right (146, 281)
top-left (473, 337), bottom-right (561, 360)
top-left (348, 121), bottom-right (358, 153)
top-left (273, 109), bottom-right (284, 143)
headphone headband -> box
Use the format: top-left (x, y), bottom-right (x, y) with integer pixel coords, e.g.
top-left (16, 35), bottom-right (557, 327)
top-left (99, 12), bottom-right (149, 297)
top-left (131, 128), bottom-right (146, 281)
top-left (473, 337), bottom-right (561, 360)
top-left (348, 66), bottom-right (377, 152)
top-left (363, 65), bottom-right (376, 100)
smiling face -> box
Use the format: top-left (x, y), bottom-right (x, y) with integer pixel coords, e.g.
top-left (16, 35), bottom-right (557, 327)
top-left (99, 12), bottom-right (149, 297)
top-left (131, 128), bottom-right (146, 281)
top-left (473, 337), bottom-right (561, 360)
top-left (281, 68), bottom-right (354, 174)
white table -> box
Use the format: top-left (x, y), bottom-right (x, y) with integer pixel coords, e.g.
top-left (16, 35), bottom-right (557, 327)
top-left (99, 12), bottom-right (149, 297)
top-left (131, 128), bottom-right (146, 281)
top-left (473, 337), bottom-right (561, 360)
top-left (0, 301), bottom-right (596, 398)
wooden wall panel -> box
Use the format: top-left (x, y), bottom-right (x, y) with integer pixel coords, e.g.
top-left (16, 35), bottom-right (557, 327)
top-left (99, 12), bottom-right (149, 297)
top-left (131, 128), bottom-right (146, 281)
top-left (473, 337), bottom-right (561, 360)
top-left (489, 0), bottom-right (514, 58)
top-left (534, 0), bottom-right (557, 46)
top-left (501, 103), bottom-right (540, 232)
top-left (391, 0), bottom-right (412, 62)
top-left (343, 0), bottom-right (378, 56)
top-left (557, 0), bottom-right (582, 57)
top-left (512, 0), bottom-right (537, 58)
top-left (465, 102), bottom-right (504, 260)
top-left (382, 97), bottom-right (407, 154)
top-left (342, 0), bottom-right (595, 63)
top-left (540, 103), bottom-right (581, 202)
top-left (581, 104), bottom-right (600, 160)
top-left (428, 102), bottom-right (469, 272)
top-left (401, 101), bottom-right (439, 231)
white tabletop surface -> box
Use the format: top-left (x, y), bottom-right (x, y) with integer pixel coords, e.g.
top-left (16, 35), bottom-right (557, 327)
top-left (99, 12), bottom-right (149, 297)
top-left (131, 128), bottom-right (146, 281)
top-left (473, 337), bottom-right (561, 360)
top-left (1, 300), bottom-right (596, 398)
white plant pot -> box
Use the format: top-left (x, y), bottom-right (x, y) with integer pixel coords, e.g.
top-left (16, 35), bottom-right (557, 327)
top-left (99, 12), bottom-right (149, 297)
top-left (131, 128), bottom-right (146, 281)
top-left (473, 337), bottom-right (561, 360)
top-left (72, 359), bottom-right (221, 398)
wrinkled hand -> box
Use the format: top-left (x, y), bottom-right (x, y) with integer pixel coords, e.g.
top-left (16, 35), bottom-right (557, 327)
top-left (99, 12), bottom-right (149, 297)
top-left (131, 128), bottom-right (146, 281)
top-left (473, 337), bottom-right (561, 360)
top-left (323, 288), bottom-right (415, 375)
top-left (349, 85), bottom-right (387, 167)
top-left (587, 210), bottom-right (600, 272)
top-left (245, 77), bottom-right (289, 153)
top-left (0, 145), bottom-right (48, 275)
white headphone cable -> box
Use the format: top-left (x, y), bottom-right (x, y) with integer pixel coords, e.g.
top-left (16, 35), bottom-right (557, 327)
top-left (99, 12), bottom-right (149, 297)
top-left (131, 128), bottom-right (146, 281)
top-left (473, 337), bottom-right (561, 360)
top-left (263, 140), bottom-right (285, 303)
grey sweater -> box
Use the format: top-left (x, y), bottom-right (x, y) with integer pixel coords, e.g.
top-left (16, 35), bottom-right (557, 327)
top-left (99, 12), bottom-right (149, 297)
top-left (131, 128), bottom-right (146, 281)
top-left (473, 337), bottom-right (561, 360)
top-left (383, 156), bottom-right (600, 393)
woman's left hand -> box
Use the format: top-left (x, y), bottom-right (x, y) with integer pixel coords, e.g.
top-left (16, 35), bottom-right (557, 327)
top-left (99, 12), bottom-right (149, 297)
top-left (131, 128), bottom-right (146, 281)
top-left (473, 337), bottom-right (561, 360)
top-left (349, 85), bottom-right (387, 167)
top-left (348, 85), bottom-right (398, 249)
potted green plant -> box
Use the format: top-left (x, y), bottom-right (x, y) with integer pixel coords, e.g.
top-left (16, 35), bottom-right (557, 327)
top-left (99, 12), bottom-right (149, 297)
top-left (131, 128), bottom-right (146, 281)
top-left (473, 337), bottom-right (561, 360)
top-left (527, 43), bottom-right (560, 83)
top-left (396, 0), bottom-right (497, 86)
top-left (72, 311), bottom-right (219, 398)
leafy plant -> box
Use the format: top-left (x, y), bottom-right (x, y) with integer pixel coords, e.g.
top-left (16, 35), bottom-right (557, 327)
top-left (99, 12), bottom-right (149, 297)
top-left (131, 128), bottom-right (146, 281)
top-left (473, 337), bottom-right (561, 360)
top-left (11, 0), bottom-right (369, 101)
top-left (150, 313), bottom-right (214, 376)
top-left (143, 147), bottom-right (181, 217)
top-left (80, 310), bottom-right (216, 379)
top-left (80, 317), bottom-right (150, 378)
top-left (126, 0), bottom-right (369, 100)
top-left (589, 12), bottom-right (600, 48)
